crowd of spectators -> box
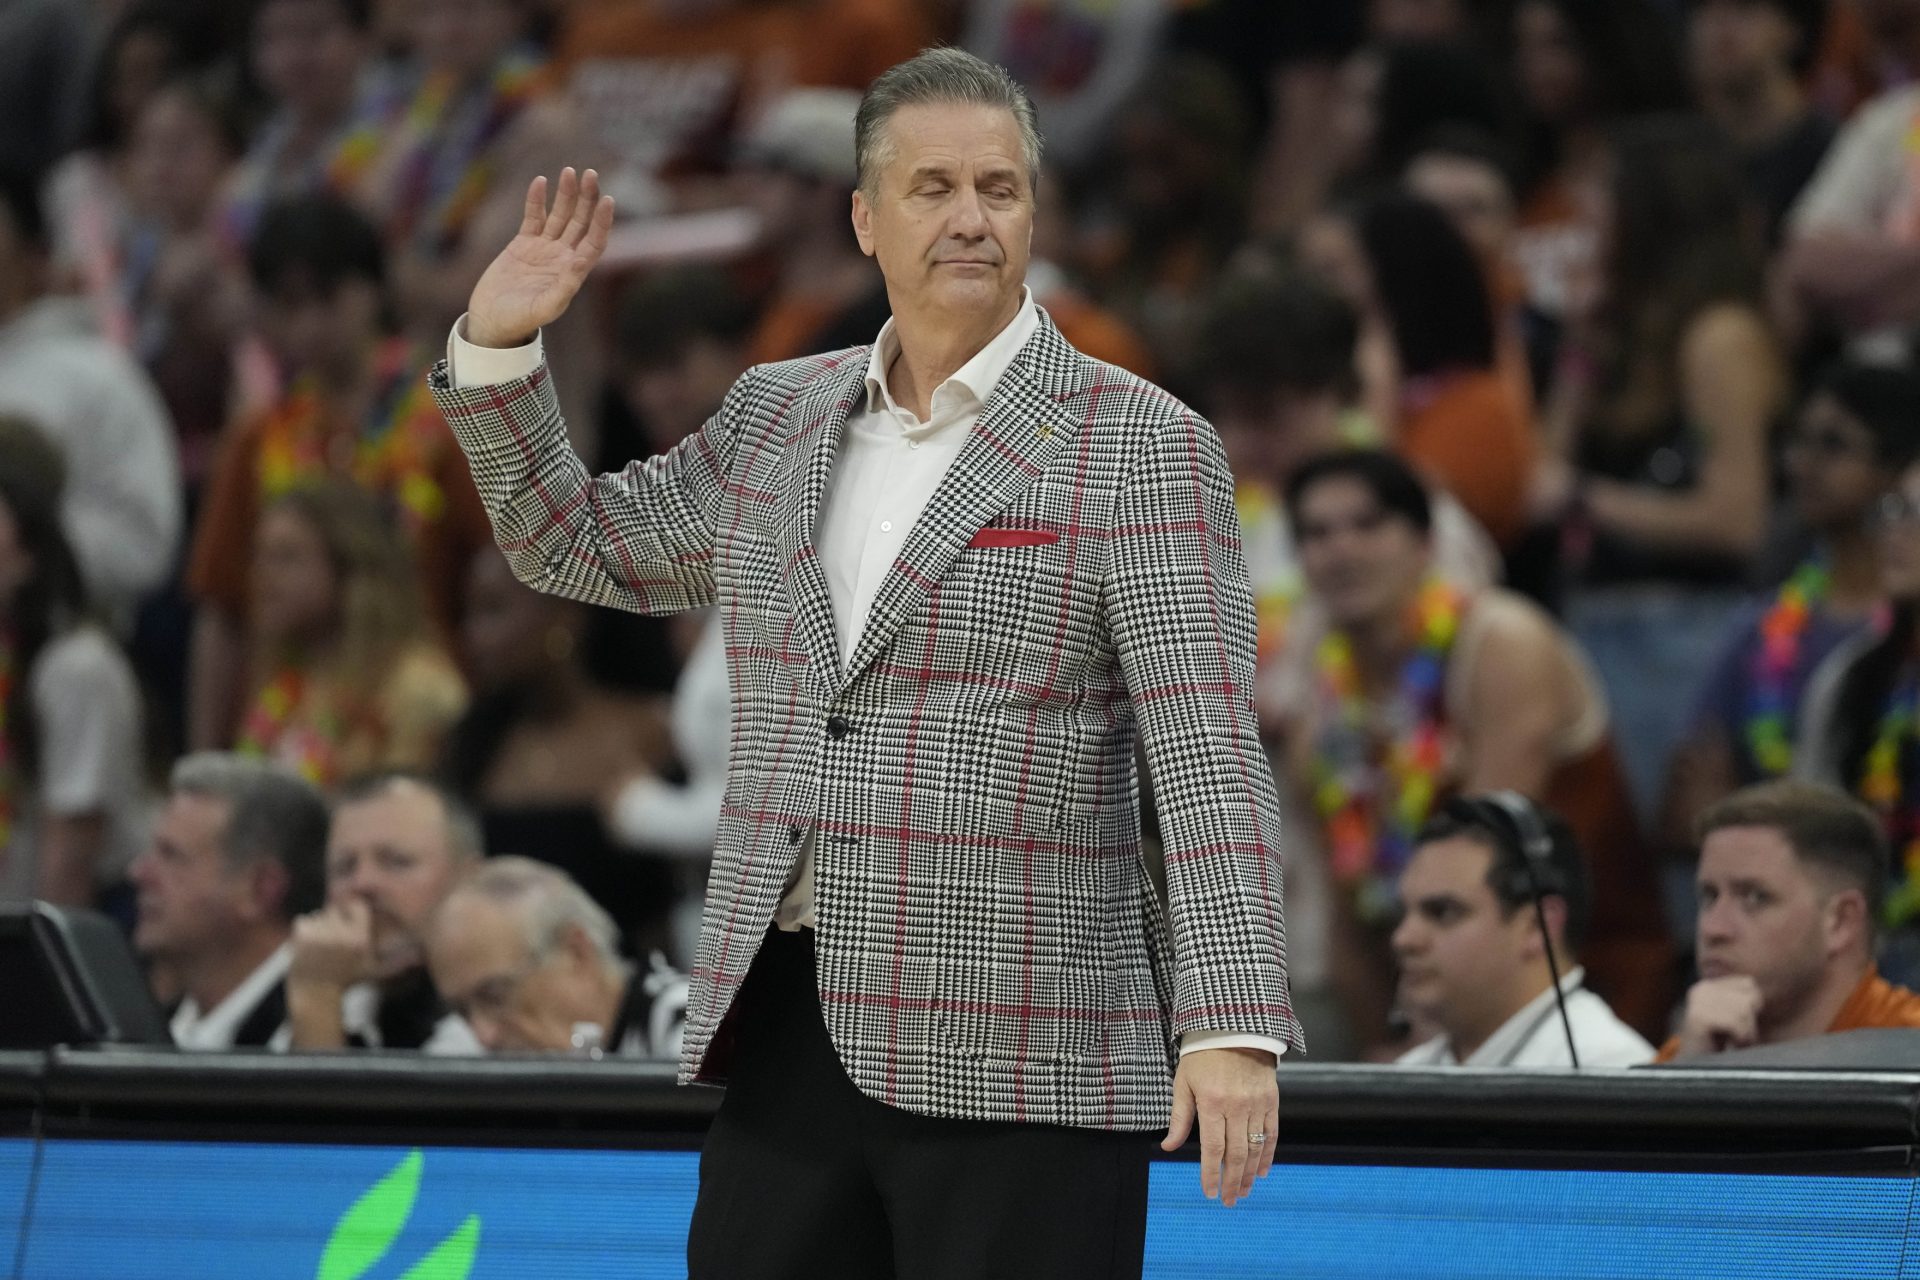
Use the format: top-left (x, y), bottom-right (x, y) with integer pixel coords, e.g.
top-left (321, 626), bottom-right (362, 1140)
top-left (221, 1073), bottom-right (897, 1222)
top-left (9, 0), bottom-right (1920, 1069)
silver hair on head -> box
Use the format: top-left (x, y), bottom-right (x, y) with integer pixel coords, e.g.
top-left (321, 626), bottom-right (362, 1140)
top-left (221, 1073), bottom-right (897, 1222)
top-left (442, 855), bottom-right (625, 971)
top-left (854, 47), bottom-right (1044, 198)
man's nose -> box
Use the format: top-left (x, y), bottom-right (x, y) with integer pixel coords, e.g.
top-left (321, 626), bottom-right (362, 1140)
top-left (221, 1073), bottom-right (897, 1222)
top-left (948, 184), bottom-right (989, 236)
top-left (1390, 915), bottom-right (1421, 956)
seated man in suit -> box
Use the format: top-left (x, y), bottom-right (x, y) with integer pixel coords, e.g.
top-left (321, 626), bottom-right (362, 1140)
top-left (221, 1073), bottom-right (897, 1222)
top-left (129, 753), bottom-right (329, 1049)
top-left (1658, 780), bottom-right (1920, 1061)
top-left (426, 856), bottom-right (688, 1059)
top-left (1394, 793), bottom-right (1654, 1068)
top-left (286, 772), bottom-right (481, 1052)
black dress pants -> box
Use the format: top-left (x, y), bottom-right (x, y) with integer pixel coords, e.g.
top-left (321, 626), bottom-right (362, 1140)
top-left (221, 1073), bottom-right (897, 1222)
top-left (686, 927), bottom-right (1154, 1280)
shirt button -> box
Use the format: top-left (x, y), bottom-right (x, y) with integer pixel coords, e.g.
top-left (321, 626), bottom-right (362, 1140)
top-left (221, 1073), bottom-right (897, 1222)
top-left (909, 440), bottom-right (921, 450)
top-left (826, 715), bottom-right (851, 740)
top-left (880, 520), bottom-right (893, 532)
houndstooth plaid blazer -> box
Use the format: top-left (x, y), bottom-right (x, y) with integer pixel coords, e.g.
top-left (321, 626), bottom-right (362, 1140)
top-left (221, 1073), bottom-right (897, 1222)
top-left (430, 311), bottom-right (1302, 1129)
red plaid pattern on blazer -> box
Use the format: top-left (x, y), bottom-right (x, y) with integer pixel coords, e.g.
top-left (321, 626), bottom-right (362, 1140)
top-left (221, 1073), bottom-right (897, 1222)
top-left (430, 312), bottom-right (1302, 1129)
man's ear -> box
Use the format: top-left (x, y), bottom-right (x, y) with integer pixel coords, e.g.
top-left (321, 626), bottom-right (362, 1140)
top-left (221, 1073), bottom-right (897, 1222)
top-left (851, 190), bottom-right (876, 258)
top-left (1520, 894), bottom-right (1569, 963)
top-left (245, 858), bottom-right (291, 925)
top-left (1826, 887), bottom-right (1871, 959)
top-left (559, 922), bottom-right (599, 972)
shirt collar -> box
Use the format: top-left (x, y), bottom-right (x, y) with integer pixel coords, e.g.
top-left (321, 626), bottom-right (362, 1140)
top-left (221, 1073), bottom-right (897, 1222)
top-left (171, 943), bottom-right (293, 1048)
top-left (862, 287), bottom-right (1039, 422)
top-left (1454, 966), bottom-right (1588, 1067)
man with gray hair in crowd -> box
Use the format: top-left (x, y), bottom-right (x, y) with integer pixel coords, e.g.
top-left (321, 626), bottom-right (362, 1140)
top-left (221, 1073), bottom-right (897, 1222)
top-left (425, 856), bottom-right (688, 1059)
top-left (287, 772), bottom-right (483, 1053)
top-left (129, 754), bottom-right (329, 1050)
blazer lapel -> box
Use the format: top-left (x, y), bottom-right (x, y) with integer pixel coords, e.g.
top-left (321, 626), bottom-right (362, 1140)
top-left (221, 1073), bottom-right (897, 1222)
top-left (841, 326), bottom-right (1084, 687)
top-left (771, 358), bottom-right (866, 697)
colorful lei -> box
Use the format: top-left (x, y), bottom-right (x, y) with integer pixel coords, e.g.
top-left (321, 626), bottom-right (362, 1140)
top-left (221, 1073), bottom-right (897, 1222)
top-left (1744, 559), bottom-right (1831, 777)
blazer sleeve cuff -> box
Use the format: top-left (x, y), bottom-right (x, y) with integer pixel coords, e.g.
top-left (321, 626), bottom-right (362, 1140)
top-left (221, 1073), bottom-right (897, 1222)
top-left (1179, 1029), bottom-right (1288, 1060)
top-left (447, 315), bottom-right (544, 388)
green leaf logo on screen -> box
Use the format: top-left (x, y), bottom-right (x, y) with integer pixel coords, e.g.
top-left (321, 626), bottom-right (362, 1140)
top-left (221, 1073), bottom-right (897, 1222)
top-left (316, 1149), bottom-right (482, 1279)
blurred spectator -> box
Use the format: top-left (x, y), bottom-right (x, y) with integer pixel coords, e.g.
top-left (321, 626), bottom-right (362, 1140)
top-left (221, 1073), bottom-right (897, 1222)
top-left (1198, 267), bottom-right (1498, 716)
top-left (230, 481), bottom-right (467, 786)
top-left (442, 548), bottom-right (677, 959)
top-left (610, 265), bottom-right (757, 454)
top-left (1798, 448), bottom-right (1920, 975)
top-left (0, 167), bottom-right (182, 625)
top-left (426, 855), bottom-right (688, 1057)
top-left (1783, 0), bottom-right (1920, 357)
top-left (1687, 0), bottom-right (1836, 245)
top-left (1370, 0), bottom-right (1475, 42)
top-left (0, 0), bottom-right (91, 179)
top-left (1394, 796), bottom-right (1655, 1067)
top-left (1405, 126), bottom-right (1547, 395)
top-left (1509, 0), bottom-right (1689, 321)
top-left (1535, 115), bottom-right (1784, 825)
top-left (1078, 54), bottom-right (1253, 383)
top-left (603, 606), bottom-right (725, 965)
top-left (556, 0), bottom-right (928, 216)
top-left (187, 196), bottom-right (487, 751)
top-left (43, 1), bottom-right (227, 346)
top-left (961, 0), bottom-right (1168, 176)
top-left (0, 417), bottom-right (151, 908)
top-left (220, 0), bottom-right (384, 248)
top-left (355, 0), bottom-right (578, 338)
top-left (128, 753), bottom-right (328, 1050)
top-left (1302, 192), bottom-right (1537, 548)
top-left (1656, 780), bottom-right (1920, 1060)
top-left (1276, 450), bottom-right (1668, 1050)
top-left (287, 771), bottom-right (482, 1051)
top-left (121, 77), bottom-right (254, 485)
top-left (733, 89), bottom-right (877, 367)
top-left (1665, 362), bottom-right (1920, 844)
top-left (1323, 39), bottom-right (1515, 210)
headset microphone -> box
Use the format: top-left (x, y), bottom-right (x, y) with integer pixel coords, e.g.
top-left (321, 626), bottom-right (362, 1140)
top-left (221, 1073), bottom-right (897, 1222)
top-left (1478, 790), bottom-right (1581, 1070)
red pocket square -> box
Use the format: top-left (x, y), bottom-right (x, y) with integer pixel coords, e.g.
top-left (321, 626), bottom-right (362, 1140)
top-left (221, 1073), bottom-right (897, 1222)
top-left (969, 528), bottom-right (1060, 549)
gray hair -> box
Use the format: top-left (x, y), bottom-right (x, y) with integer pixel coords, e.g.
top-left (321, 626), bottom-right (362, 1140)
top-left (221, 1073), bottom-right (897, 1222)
top-left (169, 752), bottom-right (330, 919)
top-left (854, 47), bottom-right (1043, 198)
top-left (333, 770), bottom-right (486, 864)
top-left (442, 856), bottom-right (625, 972)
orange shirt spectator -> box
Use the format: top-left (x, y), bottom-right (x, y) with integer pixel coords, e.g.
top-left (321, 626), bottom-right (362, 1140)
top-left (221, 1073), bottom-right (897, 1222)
top-left (1399, 370), bottom-right (1535, 548)
top-left (1654, 967), bottom-right (1920, 1062)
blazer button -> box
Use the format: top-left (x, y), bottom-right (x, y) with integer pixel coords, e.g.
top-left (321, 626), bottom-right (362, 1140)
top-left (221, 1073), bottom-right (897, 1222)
top-left (788, 825), bottom-right (804, 845)
top-left (826, 715), bottom-right (851, 740)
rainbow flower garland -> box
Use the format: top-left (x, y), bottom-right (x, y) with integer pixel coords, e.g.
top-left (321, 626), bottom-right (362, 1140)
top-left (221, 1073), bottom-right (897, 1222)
top-left (1861, 662), bottom-right (1920, 926)
top-left (1310, 581), bottom-right (1465, 924)
top-left (1744, 558), bottom-right (1831, 777)
top-left (256, 338), bottom-right (449, 533)
top-left (386, 50), bottom-right (549, 257)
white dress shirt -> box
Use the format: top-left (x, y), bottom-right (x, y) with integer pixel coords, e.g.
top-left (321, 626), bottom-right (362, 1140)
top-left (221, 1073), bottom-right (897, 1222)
top-left (169, 942), bottom-right (291, 1050)
top-left (1395, 967), bottom-right (1656, 1068)
top-left (447, 297), bottom-right (1285, 1062)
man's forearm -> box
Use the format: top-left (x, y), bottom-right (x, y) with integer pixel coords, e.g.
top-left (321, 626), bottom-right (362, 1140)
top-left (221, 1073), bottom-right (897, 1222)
top-left (286, 982), bottom-right (348, 1050)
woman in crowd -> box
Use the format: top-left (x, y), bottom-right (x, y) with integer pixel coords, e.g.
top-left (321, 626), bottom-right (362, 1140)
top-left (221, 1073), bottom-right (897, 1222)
top-left (441, 548), bottom-right (677, 958)
top-left (1300, 191), bottom-right (1537, 550)
top-left (237, 480), bottom-right (465, 788)
top-left (1509, 0), bottom-right (1688, 322)
top-left (0, 418), bottom-right (149, 910)
top-left (1534, 113), bottom-right (1786, 826)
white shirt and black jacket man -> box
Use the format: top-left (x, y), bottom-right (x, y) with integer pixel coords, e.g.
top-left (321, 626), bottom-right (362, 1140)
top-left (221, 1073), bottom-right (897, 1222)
top-left (1394, 794), bottom-right (1654, 1069)
top-left (430, 49), bottom-right (1301, 1279)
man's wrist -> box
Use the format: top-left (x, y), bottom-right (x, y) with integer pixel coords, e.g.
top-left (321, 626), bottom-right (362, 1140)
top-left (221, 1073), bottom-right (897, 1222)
top-left (463, 314), bottom-right (534, 350)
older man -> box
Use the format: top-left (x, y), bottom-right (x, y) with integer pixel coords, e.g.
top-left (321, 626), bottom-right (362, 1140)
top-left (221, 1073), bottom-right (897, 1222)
top-left (433, 48), bottom-right (1298, 1278)
top-left (426, 856), bottom-right (687, 1058)
top-left (129, 754), bottom-right (329, 1050)
top-left (286, 772), bottom-right (481, 1053)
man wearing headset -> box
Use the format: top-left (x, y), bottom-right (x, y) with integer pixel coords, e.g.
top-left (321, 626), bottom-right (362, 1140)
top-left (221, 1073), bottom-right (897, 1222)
top-left (1392, 793), bottom-right (1656, 1068)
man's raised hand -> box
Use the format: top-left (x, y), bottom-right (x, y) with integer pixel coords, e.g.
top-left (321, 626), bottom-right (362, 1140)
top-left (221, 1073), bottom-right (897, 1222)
top-left (466, 167), bottom-right (614, 349)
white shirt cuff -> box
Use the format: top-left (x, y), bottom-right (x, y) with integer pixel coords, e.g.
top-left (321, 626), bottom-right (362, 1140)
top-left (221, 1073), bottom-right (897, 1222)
top-left (447, 314), bottom-right (544, 388)
top-left (1180, 1029), bottom-right (1288, 1060)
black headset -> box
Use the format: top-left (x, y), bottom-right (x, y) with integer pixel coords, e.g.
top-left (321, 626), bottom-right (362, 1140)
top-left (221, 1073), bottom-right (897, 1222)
top-left (1449, 790), bottom-right (1581, 1069)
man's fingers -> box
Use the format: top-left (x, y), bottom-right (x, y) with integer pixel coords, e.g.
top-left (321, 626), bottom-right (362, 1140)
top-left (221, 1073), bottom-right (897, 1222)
top-left (1198, 1110), bottom-right (1224, 1201)
top-left (586, 194), bottom-right (615, 258)
top-left (520, 175), bottom-right (547, 237)
top-left (542, 167), bottom-right (578, 239)
top-left (562, 169), bottom-right (599, 247)
top-left (1255, 1101), bottom-right (1279, 1180)
top-left (1220, 1111), bottom-right (1251, 1207)
top-left (1160, 1076), bottom-right (1195, 1152)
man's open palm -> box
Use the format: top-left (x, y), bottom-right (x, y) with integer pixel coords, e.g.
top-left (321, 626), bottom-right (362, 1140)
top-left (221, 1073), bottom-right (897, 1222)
top-left (466, 167), bottom-right (614, 349)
